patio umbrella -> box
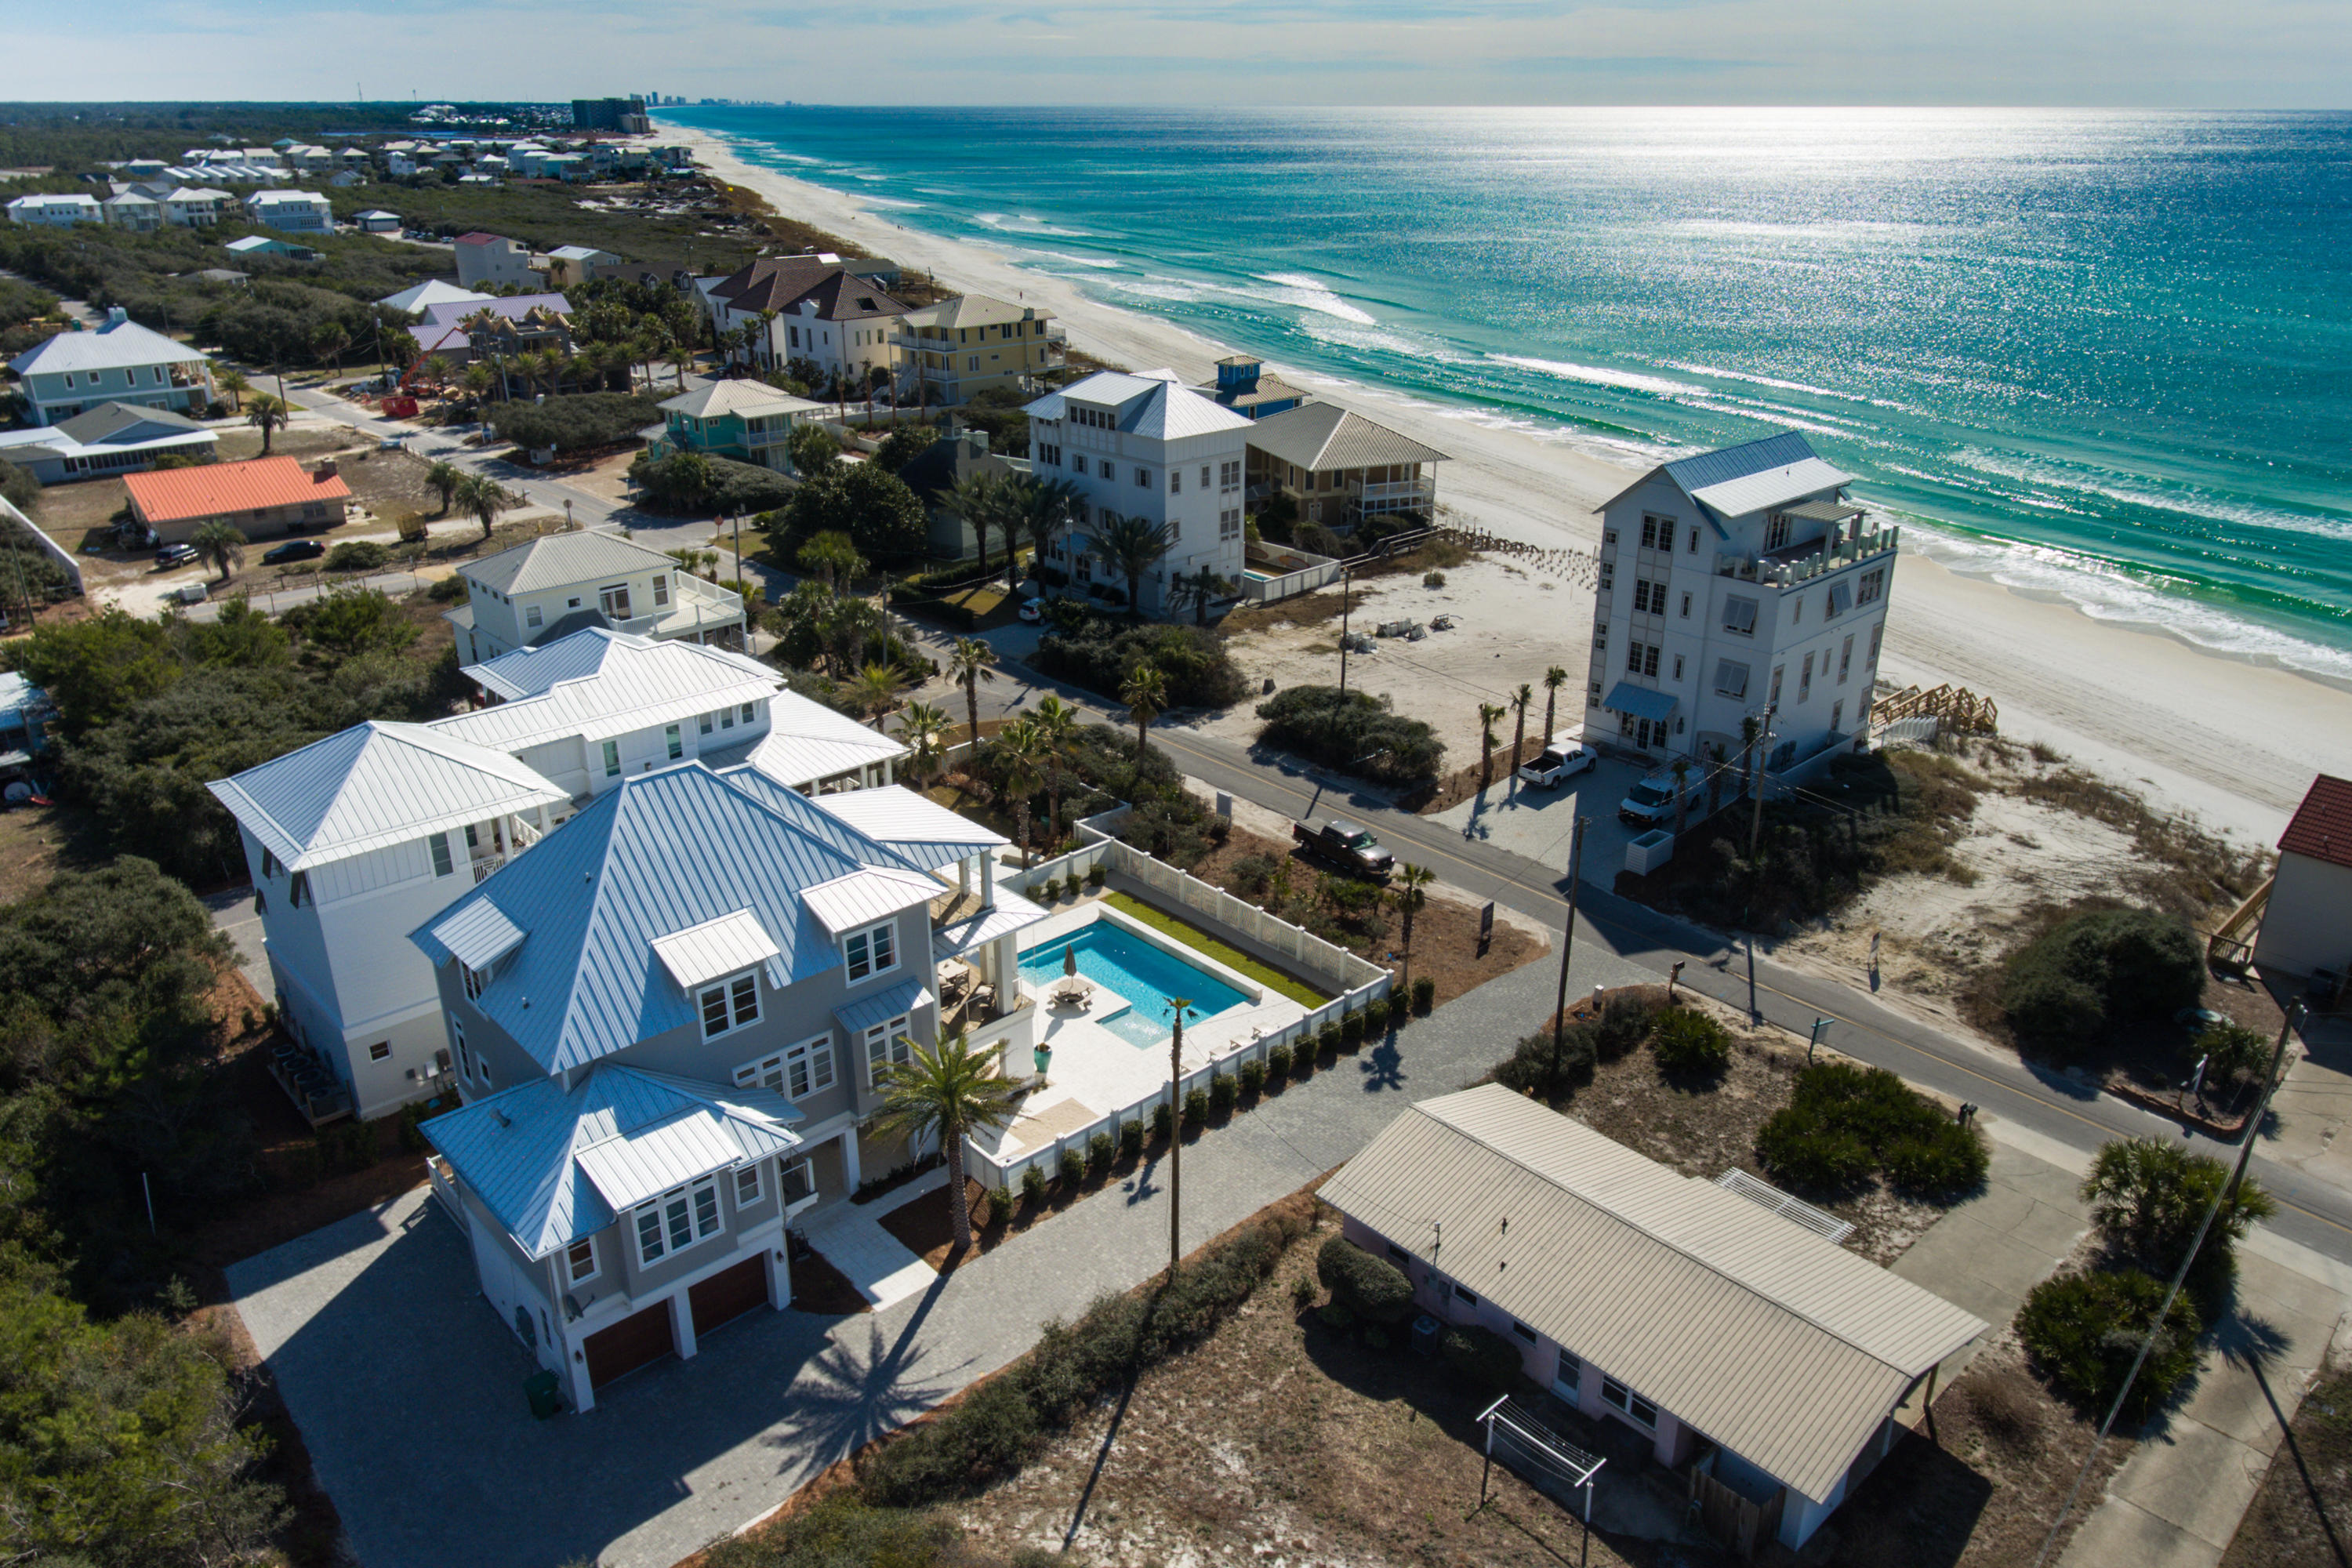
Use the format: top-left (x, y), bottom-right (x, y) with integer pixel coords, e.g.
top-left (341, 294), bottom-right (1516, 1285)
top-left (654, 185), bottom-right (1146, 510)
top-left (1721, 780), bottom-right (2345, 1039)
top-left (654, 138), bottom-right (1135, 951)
top-left (1062, 944), bottom-right (1078, 981)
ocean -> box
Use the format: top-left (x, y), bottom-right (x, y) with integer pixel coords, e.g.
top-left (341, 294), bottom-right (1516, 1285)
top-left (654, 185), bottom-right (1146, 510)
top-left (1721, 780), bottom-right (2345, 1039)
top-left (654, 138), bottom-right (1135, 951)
top-left (661, 106), bottom-right (2352, 683)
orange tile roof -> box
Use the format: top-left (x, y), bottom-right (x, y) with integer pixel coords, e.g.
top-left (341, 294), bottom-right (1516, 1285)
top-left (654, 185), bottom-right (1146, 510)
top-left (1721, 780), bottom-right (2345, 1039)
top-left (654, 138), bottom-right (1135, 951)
top-left (2280, 775), bottom-right (2352, 871)
top-left (123, 456), bottom-right (353, 526)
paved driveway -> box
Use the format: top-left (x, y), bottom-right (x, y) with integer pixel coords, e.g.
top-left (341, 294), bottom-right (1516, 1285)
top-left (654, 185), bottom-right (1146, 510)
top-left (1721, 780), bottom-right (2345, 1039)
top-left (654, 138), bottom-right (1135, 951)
top-left (228, 951), bottom-right (1661, 1568)
top-left (1430, 755), bottom-right (1662, 879)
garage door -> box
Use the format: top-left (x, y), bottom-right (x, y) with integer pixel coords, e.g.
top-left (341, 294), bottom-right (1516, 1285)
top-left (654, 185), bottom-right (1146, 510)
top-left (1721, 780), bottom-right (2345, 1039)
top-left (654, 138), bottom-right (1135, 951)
top-left (689, 1256), bottom-right (769, 1338)
top-left (583, 1301), bottom-right (675, 1389)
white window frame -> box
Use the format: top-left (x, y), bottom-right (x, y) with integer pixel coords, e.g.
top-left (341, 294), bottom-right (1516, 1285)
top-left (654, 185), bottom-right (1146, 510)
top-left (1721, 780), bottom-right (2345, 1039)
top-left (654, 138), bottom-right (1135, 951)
top-left (652, 574), bottom-right (670, 608)
top-left (666, 723), bottom-right (683, 760)
top-left (524, 603), bottom-right (543, 629)
top-left (598, 583), bottom-right (633, 621)
top-left (429, 831), bottom-right (455, 877)
top-left (732, 1033), bottom-right (837, 1099)
top-left (565, 1236), bottom-right (598, 1286)
top-left (864, 1015), bottom-right (912, 1086)
top-left (734, 1163), bottom-right (762, 1207)
top-left (843, 918), bottom-right (897, 982)
top-left (699, 711), bottom-right (714, 735)
top-left (699, 971), bottom-right (760, 1040)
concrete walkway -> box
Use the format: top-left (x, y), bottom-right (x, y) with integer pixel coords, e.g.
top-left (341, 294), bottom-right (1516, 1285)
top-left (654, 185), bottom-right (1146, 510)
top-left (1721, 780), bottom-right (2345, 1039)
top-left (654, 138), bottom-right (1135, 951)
top-left (800, 1171), bottom-right (947, 1309)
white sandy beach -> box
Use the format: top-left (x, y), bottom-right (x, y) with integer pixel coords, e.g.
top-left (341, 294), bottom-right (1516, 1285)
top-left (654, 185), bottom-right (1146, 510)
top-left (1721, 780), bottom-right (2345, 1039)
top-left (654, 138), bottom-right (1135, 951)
top-left (672, 124), bottom-right (2352, 845)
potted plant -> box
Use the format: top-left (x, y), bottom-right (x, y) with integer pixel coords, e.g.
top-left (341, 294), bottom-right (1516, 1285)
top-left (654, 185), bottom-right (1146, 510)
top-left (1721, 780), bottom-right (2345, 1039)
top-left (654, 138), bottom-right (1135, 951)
top-left (1033, 1041), bottom-right (1053, 1076)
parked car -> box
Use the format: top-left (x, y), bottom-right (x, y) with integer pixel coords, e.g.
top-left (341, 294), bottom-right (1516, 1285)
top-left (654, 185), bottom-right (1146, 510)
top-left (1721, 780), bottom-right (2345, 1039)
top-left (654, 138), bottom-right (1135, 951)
top-left (1517, 735), bottom-right (1597, 789)
top-left (263, 539), bottom-right (326, 565)
top-left (1017, 597), bottom-right (1044, 623)
top-left (153, 543), bottom-right (198, 569)
top-left (1292, 818), bottom-right (1395, 880)
top-left (172, 581), bottom-right (209, 604)
top-left (1617, 772), bottom-right (1687, 829)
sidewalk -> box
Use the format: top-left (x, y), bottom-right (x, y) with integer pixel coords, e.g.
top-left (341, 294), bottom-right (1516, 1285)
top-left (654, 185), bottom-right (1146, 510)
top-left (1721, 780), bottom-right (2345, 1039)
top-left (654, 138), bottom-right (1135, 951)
top-left (800, 1170), bottom-right (947, 1309)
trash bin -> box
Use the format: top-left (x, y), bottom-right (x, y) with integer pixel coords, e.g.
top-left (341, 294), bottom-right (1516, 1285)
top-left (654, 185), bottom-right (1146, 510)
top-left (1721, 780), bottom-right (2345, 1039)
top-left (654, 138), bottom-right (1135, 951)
top-left (524, 1370), bottom-right (562, 1420)
top-left (1411, 1314), bottom-right (1443, 1359)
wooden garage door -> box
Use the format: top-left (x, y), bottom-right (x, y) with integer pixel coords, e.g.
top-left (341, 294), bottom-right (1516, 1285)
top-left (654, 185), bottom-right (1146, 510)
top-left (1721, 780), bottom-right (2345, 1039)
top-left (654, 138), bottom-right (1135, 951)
top-left (583, 1301), bottom-right (674, 1389)
top-left (689, 1256), bottom-right (769, 1338)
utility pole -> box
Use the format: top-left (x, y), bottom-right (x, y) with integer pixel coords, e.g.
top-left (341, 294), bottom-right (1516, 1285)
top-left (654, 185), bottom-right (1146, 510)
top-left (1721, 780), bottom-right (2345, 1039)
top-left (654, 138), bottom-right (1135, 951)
top-left (1551, 815), bottom-right (1590, 1056)
top-left (1167, 997), bottom-right (1191, 1280)
top-left (1338, 564), bottom-right (1355, 695)
top-left (1746, 703), bottom-right (1777, 865)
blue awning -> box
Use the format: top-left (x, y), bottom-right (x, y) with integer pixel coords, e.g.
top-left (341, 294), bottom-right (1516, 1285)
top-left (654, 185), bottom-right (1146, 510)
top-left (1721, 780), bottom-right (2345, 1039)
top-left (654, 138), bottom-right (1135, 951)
top-left (1603, 683), bottom-right (1679, 724)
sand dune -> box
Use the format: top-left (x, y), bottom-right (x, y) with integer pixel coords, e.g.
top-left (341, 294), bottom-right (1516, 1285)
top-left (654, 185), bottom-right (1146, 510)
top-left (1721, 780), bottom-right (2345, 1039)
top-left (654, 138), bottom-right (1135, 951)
top-left (670, 125), bottom-right (2352, 844)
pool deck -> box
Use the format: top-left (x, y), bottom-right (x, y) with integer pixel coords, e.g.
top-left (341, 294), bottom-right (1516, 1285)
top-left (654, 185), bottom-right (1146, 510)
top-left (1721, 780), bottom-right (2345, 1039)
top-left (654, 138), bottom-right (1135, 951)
top-left (977, 900), bottom-right (1310, 1167)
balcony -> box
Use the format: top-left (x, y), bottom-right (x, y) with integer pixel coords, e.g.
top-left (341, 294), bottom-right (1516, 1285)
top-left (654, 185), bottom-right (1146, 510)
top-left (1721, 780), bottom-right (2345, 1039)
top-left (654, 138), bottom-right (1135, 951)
top-left (1716, 524), bottom-right (1900, 588)
top-left (1356, 477), bottom-right (1435, 516)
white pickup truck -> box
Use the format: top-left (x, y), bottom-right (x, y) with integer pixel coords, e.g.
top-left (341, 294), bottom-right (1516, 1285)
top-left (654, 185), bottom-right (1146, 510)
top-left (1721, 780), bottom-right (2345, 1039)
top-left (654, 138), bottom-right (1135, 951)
top-left (1516, 734), bottom-right (1598, 789)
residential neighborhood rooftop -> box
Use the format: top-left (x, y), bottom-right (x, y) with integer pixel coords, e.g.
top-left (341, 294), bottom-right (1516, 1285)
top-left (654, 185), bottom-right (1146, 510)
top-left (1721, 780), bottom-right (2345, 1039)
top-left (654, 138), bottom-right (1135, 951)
top-left (1026, 368), bottom-right (1253, 441)
top-left (122, 455), bottom-right (351, 526)
top-left (2279, 774), bottom-right (2352, 869)
top-left (1243, 401), bottom-right (1452, 472)
top-left (463, 528), bottom-right (677, 597)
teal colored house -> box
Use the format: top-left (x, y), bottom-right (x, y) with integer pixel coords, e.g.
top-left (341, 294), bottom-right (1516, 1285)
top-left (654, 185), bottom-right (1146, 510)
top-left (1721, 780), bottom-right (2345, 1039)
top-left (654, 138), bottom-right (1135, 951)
top-left (648, 382), bottom-right (830, 473)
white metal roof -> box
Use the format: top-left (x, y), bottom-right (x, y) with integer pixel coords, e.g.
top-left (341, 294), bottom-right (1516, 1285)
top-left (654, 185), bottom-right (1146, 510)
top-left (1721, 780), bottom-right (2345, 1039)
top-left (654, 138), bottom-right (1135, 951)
top-left (740, 710), bottom-right (906, 790)
top-left (1321, 1086), bottom-right (1984, 1504)
top-left (10, 317), bottom-right (208, 377)
top-left (437, 630), bottom-right (781, 749)
top-left (1026, 368), bottom-right (1251, 443)
top-left (1686, 458), bottom-right (1852, 521)
top-left (814, 786), bottom-right (1007, 868)
top-left (377, 278), bottom-right (494, 314)
top-left (205, 720), bottom-right (569, 871)
top-left (659, 380), bottom-right (828, 421)
top-left (801, 866), bottom-right (942, 934)
top-left (462, 626), bottom-right (769, 701)
top-left (575, 1109), bottom-right (742, 1213)
top-left (932, 884), bottom-right (1051, 960)
top-left (1244, 401), bottom-right (1451, 472)
top-left (835, 978), bottom-right (933, 1034)
top-left (463, 528), bottom-right (676, 597)
top-left (650, 909), bottom-right (782, 991)
top-left (430, 898), bottom-right (528, 971)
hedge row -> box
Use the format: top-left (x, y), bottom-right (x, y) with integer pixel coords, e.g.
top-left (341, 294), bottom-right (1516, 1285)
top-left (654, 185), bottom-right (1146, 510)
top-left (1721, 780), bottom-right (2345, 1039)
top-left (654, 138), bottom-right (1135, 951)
top-left (1755, 1062), bottom-right (1987, 1196)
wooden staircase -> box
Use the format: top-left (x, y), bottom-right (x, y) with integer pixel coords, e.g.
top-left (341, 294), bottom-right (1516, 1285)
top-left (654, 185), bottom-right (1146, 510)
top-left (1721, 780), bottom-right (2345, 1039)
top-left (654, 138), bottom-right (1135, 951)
top-left (2207, 872), bottom-right (2274, 971)
top-left (1872, 683), bottom-right (1999, 735)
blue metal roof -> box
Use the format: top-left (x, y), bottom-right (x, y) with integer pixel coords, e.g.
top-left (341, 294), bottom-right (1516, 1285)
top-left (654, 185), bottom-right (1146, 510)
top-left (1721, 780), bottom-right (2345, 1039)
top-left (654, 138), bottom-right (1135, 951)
top-left (410, 763), bottom-right (915, 1074)
top-left (1603, 682), bottom-right (1679, 724)
top-left (423, 1064), bottom-right (801, 1259)
top-left (1662, 432), bottom-right (1820, 503)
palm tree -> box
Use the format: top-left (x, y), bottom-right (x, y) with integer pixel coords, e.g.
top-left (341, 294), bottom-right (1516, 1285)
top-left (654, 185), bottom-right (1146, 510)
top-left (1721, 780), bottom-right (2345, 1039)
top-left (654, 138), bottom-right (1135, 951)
top-left (995, 715), bottom-right (1047, 869)
top-left (1122, 662), bottom-right (1169, 761)
top-left (426, 460), bottom-right (463, 517)
top-left (189, 519), bottom-right (246, 582)
top-left (1170, 566), bottom-right (1229, 627)
top-left (383, 328), bottom-right (420, 376)
top-left (1032, 694), bottom-right (1079, 854)
top-left (245, 393), bottom-right (291, 454)
top-left (870, 1033), bottom-right (1026, 1253)
top-left (1509, 682), bottom-right (1533, 778)
top-left (663, 450), bottom-right (717, 513)
top-left (800, 530), bottom-right (865, 592)
top-left (453, 471), bottom-right (514, 542)
top-left (1477, 701), bottom-right (1507, 789)
top-left (943, 471), bottom-right (1005, 578)
top-left (216, 368), bottom-right (249, 412)
top-left (459, 360), bottom-right (493, 406)
top-left (1095, 511), bottom-right (1171, 619)
top-left (1390, 862), bottom-right (1434, 1000)
top-left (1014, 475), bottom-right (1082, 583)
top-left (1671, 756), bottom-right (1692, 837)
top-left (852, 661), bottom-right (903, 734)
top-left (948, 637), bottom-right (996, 750)
top-left (1542, 665), bottom-right (1569, 744)
top-left (310, 320), bottom-right (351, 376)
top-left (898, 699), bottom-right (952, 787)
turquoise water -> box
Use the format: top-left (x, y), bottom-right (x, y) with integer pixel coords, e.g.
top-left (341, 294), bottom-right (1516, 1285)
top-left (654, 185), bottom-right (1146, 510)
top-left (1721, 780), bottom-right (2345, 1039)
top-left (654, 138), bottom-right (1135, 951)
top-left (665, 105), bottom-right (2352, 682)
top-left (1019, 922), bottom-right (1248, 1047)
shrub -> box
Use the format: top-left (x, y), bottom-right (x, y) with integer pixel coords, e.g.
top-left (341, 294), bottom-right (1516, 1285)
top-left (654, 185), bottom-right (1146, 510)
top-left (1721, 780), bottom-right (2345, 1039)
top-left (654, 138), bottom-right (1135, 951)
top-left (1318, 1020), bottom-right (1342, 1057)
top-left (1340, 1011), bottom-right (1367, 1050)
top-left (484, 390), bottom-right (662, 453)
top-left (1021, 1165), bottom-right (1047, 1208)
top-left (1318, 1301), bottom-right (1356, 1331)
top-left (1363, 1324), bottom-right (1393, 1352)
top-left (1058, 1146), bottom-right (1084, 1189)
top-left (1087, 864), bottom-right (1106, 889)
top-left (1290, 1040), bottom-right (1316, 1079)
top-left (1292, 1275), bottom-right (1318, 1310)
top-left (858, 1370), bottom-right (1040, 1506)
top-left (1183, 1086), bottom-right (1210, 1130)
top-left (1065, 873), bottom-right (1084, 901)
top-left (1151, 1101), bottom-right (1174, 1142)
top-left (1441, 1323), bottom-right (1523, 1391)
top-left (1593, 992), bottom-right (1659, 1060)
top-left (1494, 1022), bottom-right (1598, 1102)
top-left (2016, 1269), bottom-right (2201, 1421)
top-left (1119, 1119), bottom-right (1144, 1161)
top-left (1755, 1062), bottom-right (1988, 1196)
top-left (1651, 1007), bottom-right (1732, 1076)
top-left (2000, 906), bottom-right (2207, 1053)
top-left (1412, 976), bottom-right (1436, 1015)
top-left (325, 539), bottom-right (389, 572)
top-left (2194, 1022), bottom-right (2274, 1091)
top-left (426, 572), bottom-right (469, 601)
top-left (1364, 997), bottom-right (1390, 1036)
top-left (1265, 1044), bottom-right (1293, 1082)
top-left (1209, 1071), bottom-right (1238, 1115)
top-left (1423, 570), bottom-right (1446, 588)
top-left (1034, 615), bottom-right (1247, 709)
top-left (1087, 1131), bottom-right (1116, 1180)
top-left (1316, 1236), bottom-right (1414, 1323)
top-left (1229, 852), bottom-right (1279, 895)
top-left (1254, 685), bottom-right (1446, 785)
top-left (1239, 1058), bottom-right (1267, 1097)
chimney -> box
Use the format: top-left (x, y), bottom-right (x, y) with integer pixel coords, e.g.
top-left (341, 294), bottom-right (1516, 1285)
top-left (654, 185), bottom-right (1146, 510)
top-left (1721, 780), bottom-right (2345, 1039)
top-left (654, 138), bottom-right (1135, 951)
top-left (102, 306), bottom-right (128, 329)
top-left (314, 458), bottom-right (338, 479)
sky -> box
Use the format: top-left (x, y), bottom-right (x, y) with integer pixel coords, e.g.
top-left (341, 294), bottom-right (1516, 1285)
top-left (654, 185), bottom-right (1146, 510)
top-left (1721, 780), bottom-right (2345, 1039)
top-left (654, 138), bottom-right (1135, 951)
top-left (19, 0), bottom-right (2352, 107)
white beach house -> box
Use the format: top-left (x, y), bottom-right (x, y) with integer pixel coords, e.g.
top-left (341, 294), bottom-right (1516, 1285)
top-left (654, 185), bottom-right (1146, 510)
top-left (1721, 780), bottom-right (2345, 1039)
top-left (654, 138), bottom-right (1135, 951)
top-left (444, 529), bottom-right (746, 662)
top-left (1586, 431), bottom-right (1898, 772)
top-left (1023, 368), bottom-right (1253, 619)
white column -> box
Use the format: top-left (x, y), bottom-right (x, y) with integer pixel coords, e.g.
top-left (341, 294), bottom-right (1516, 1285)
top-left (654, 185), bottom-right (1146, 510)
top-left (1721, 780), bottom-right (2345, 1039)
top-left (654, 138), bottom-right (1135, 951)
top-left (766, 1241), bottom-right (793, 1311)
top-left (980, 851), bottom-right (996, 911)
top-left (562, 1330), bottom-right (597, 1413)
top-left (667, 1289), bottom-right (698, 1360)
top-left (838, 1126), bottom-right (862, 1190)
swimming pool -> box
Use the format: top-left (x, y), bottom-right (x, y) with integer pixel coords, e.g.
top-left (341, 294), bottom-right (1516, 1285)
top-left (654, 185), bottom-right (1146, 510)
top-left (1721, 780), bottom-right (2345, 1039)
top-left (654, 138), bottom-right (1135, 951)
top-left (1018, 919), bottom-right (1250, 1047)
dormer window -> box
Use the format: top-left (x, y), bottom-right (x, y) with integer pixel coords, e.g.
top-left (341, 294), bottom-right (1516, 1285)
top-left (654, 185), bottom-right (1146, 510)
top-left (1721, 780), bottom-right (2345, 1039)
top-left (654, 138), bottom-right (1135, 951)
top-left (699, 971), bottom-right (760, 1040)
top-left (844, 920), bottom-right (896, 982)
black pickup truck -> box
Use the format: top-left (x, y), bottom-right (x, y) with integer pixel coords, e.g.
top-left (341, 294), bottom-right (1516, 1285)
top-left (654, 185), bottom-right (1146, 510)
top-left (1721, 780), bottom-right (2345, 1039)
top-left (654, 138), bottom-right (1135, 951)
top-left (1292, 818), bottom-right (1396, 880)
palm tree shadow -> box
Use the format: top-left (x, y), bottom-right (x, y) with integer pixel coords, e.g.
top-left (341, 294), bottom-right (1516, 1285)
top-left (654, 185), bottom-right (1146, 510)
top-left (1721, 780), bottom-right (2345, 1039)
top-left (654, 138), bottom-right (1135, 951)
top-left (757, 1258), bottom-right (971, 1479)
top-left (1359, 1033), bottom-right (1407, 1093)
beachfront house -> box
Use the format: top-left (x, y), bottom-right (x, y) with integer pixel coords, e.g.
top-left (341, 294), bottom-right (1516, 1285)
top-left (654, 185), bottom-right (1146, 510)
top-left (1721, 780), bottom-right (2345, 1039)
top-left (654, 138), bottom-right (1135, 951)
top-left (1243, 402), bottom-right (1450, 532)
top-left (645, 380), bottom-right (829, 473)
top-left (889, 293), bottom-right (1065, 407)
top-left (123, 455), bottom-right (352, 543)
top-left (0, 402), bottom-right (218, 485)
top-left (445, 528), bottom-right (746, 662)
top-left (1194, 354), bottom-right (1311, 420)
top-left (204, 626), bottom-right (916, 1123)
top-left (409, 759), bottom-right (1040, 1409)
top-left (704, 254), bottom-right (909, 395)
top-left (6, 308), bottom-right (216, 426)
top-left (1585, 431), bottom-right (1898, 771)
top-left (246, 190), bottom-right (334, 232)
top-left (453, 231), bottom-right (540, 289)
top-left (1023, 368), bottom-right (1252, 619)
top-left (5, 193), bottom-right (100, 227)
top-left (1324, 1085), bottom-right (1984, 1553)
top-left (2252, 775), bottom-right (2352, 1000)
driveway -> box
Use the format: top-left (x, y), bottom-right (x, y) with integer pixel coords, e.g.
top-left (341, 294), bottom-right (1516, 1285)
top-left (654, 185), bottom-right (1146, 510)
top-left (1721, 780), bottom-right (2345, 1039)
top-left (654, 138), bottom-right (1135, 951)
top-left (230, 952), bottom-right (1657, 1568)
top-left (1428, 754), bottom-right (1662, 879)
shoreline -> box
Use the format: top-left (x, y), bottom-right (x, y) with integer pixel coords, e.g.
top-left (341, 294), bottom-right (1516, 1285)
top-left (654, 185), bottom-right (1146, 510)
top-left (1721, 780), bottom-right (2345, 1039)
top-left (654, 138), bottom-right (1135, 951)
top-left (670, 120), bottom-right (2352, 844)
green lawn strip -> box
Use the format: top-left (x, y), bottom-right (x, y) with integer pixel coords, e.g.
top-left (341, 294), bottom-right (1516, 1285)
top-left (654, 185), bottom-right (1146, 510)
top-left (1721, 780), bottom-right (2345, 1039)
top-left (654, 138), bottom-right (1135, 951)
top-left (1104, 891), bottom-right (1333, 1007)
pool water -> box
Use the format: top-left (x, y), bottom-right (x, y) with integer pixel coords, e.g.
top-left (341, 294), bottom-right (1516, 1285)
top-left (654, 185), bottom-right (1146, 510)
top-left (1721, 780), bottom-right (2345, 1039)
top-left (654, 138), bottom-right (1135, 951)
top-left (1018, 920), bottom-right (1250, 1047)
